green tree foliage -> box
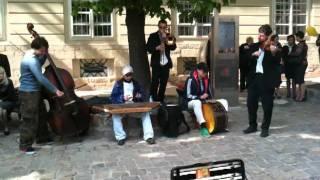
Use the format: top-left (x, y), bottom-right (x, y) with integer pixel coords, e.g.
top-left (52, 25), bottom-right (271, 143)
top-left (72, 0), bottom-right (235, 19)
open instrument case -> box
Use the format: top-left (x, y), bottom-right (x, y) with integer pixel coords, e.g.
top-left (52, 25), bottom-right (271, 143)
top-left (170, 159), bottom-right (247, 180)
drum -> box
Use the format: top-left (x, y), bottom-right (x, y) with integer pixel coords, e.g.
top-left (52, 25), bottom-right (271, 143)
top-left (202, 101), bottom-right (228, 134)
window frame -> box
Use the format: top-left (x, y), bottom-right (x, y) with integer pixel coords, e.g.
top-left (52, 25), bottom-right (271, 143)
top-left (175, 2), bottom-right (213, 38)
top-left (0, 0), bottom-right (6, 41)
top-left (66, 0), bottom-right (114, 41)
top-left (272, 0), bottom-right (310, 36)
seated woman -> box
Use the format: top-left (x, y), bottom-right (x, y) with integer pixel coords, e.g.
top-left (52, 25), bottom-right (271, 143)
top-left (0, 67), bottom-right (16, 135)
top-left (110, 65), bottom-right (155, 146)
top-left (184, 62), bottom-right (228, 138)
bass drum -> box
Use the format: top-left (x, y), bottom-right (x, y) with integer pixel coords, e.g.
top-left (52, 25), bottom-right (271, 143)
top-left (202, 101), bottom-right (228, 134)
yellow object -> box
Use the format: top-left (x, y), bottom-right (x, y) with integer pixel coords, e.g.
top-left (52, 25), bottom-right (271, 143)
top-left (306, 26), bottom-right (318, 37)
top-left (196, 167), bottom-right (210, 178)
top-left (202, 103), bottom-right (216, 134)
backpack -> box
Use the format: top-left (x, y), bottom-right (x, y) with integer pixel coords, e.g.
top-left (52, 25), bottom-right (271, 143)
top-left (157, 103), bottom-right (190, 138)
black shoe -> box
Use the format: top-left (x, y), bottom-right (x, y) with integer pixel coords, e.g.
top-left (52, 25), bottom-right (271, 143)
top-left (301, 96), bottom-right (307, 102)
top-left (36, 137), bottom-right (54, 145)
top-left (146, 138), bottom-right (156, 145)
top-left (260, 130), bottom-right (269, 138)
top-left (4, 130), bottom-right (10, 136)
top-left (117, 139), bottom-right (126, 146)
top-left (20, 147), bottom-right (36, 155)
top-left (243, 127), bottom-right (257, 134)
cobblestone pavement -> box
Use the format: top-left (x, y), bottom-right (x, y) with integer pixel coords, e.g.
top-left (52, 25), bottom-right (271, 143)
top-left (1, 95), bottom-right (320, 180)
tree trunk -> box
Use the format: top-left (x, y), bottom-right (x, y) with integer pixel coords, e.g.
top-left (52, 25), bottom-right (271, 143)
top-left (125, 9), bottom-right (151, 97)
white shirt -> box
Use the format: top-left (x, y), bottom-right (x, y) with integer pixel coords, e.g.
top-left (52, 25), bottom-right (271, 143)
top-left (159, 33), bottom-right (168, 66)
top-left (288, 45), bottom-right (293, 54)
top-left (199, 79), bottom-right (204, 92)
top-left (256, 48), bottom-right (265, 73)
top-left (123, 81), bottom-right (134, 103)
top-left (160, 52), bottom-right (168, 66)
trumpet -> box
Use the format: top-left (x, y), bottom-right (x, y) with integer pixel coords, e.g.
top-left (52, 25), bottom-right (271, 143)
top-left (164, 26), bottom-right (175, 45)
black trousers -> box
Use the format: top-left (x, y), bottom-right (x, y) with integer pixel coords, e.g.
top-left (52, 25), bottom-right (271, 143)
top-left (240, 67), bottom-right (248, 90)
top-left (247, 74), bottom-right (275, 130)
top-left (19, 91), bottom-right (50, 149)
top-left (150, 66), bottom-right (170, 102)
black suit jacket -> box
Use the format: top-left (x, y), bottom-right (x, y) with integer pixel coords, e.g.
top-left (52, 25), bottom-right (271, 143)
top-left (316, 35), bottom-right (320, 47)
top-left (0, 79), bottom-right (16, 101)
top-left (288, 40), bottom-right (308, 64)
top-left (282, 44), bottom-right (298, 65)
top-left (0, 54), bottom-right (11, 77)
top-left (239, 43), bottom-right (251, 69)
top-left (146, 31), bottom-right (177, 69)
top-left (206, 40), bottom-right (211, 70)
top-left (247, 42), bottom-right (281, 88)
top-left (317, 35), bottom-right (320, 55)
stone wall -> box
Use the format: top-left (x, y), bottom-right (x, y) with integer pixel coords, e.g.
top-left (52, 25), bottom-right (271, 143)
top-left (0, 0), bottom-right (319, 90)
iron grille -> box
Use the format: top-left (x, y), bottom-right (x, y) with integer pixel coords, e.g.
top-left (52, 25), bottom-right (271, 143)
top-left (80, 59), bottom-right (108, 77)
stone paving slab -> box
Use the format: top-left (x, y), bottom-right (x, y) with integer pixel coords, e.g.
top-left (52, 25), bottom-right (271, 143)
top-left (1, 97), bottom-right (320, 180)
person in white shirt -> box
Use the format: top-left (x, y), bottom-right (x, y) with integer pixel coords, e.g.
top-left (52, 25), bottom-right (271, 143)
top-left (183, 63), bottom-right (229, 137)
top-left (110, 65), bottom-right (155, 145)
top-left (146, 19), bottom-right (177, 102)
top-left (243, 24), bottom-right (281, 138)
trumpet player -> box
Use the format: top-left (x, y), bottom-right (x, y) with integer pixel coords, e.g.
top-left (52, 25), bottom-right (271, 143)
top-left (147, 19), bottom-right (176, 103)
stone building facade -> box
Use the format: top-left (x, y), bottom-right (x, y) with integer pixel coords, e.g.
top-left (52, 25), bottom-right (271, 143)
top-left (0, 0), bottom-right (319, 89)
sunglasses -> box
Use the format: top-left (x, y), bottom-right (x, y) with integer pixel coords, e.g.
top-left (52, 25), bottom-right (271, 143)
top-left (158, 26), bottom-right (167, 29)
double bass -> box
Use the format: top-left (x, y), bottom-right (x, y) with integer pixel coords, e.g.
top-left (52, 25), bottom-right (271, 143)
top-left (27, 23), bottom-right (90, 136)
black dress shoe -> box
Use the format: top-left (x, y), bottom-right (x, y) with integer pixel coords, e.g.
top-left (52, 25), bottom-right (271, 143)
top-left (3, 130), bottom-right (10, 136)
top-left (20, 147), bottom-right (36, 155)
top-left (243, 127), bottom-right (257, 134)
top-left (36, 137), bottom-right (54, 145)
top-left (260, 130), bottom-right (269, 138)
top-left (117, 139), bottom-right (126, 146)
top-left (286, 93), bottom-right (291, 98)
top-left (146, 138), bottom-right (156, 145)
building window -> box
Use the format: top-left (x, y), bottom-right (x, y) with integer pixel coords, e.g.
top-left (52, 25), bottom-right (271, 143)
top-left (80, 59), bottom-right (109, 77)
top-left (72, 58), bottom-right (114, 78)
top-left (0, 0), bottom-right (5, 40)
top-left (274, 0), bottom-right (308, 35)
top-left (176, 1), bottom-right (212, 37)
top-left (71, 1), bottom-right (112, 38)
top-left (177, 57), bottom-right (197, 75)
